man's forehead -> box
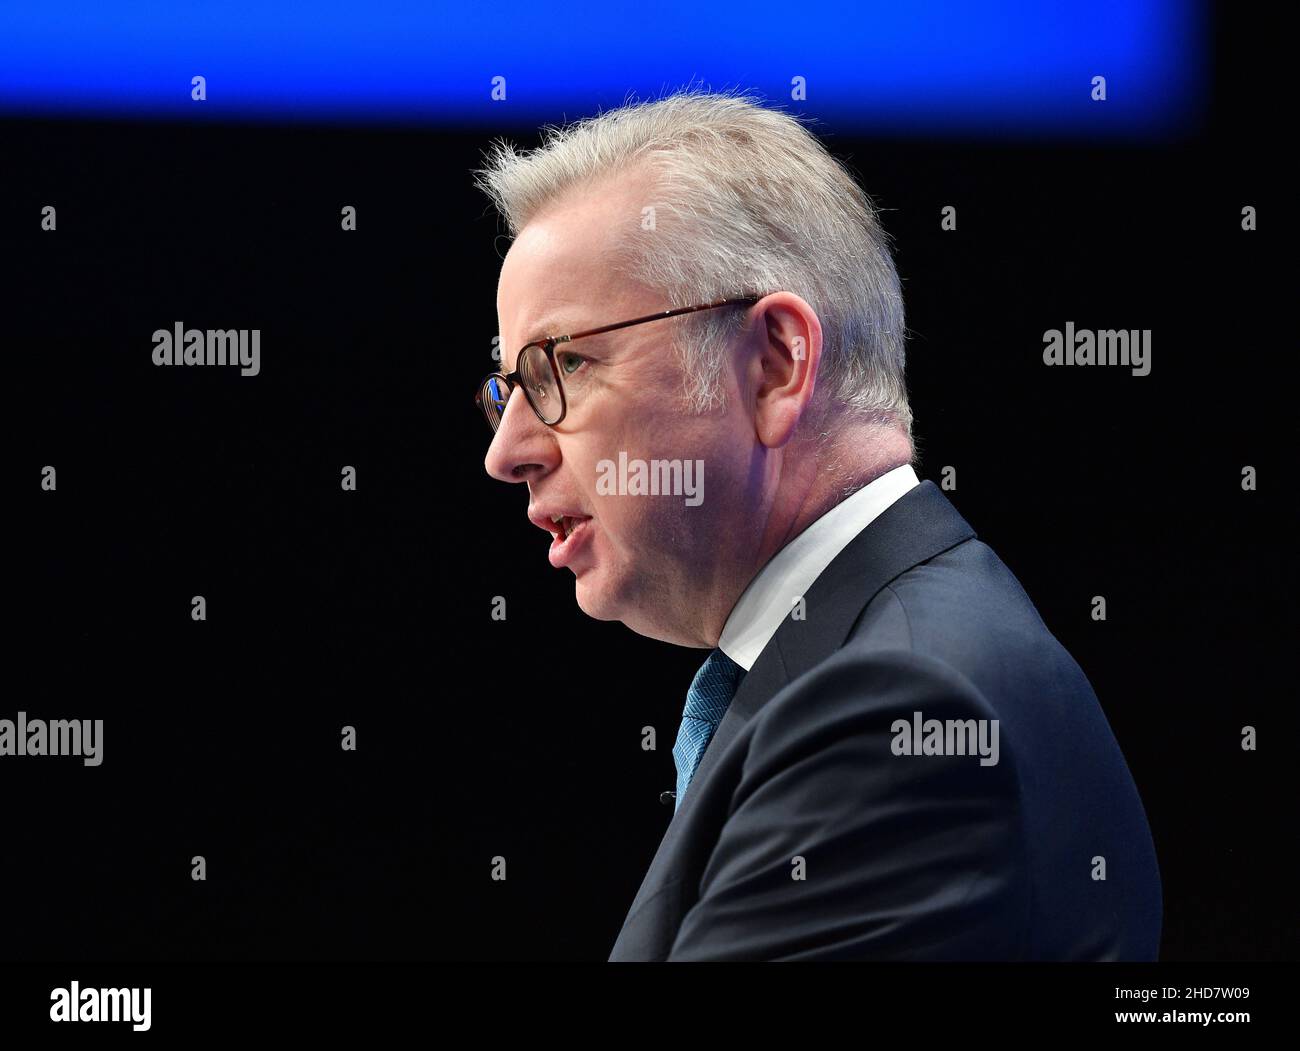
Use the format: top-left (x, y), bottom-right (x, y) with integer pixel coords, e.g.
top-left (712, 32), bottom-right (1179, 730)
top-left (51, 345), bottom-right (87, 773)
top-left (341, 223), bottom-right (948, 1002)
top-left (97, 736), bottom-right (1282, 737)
top-left (498, 236), bottom-right (603, 338)
top-left (498, 252), bottom-right (621, 345)
top-left (502, 191), bottom-right (620, 276)
top-left (496, 171), bottom-right (651, 350)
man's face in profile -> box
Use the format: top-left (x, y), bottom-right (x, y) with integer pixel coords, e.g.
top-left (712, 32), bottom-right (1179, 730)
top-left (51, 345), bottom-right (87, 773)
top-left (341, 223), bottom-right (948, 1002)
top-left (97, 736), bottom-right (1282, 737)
top-left (485, 171), bottom-right (762, 646)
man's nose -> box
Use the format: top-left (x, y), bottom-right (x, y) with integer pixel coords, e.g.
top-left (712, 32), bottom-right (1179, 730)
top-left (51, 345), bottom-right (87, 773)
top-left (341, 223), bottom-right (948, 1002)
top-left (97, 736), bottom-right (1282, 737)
top-left (483, 387), bottom-right (559, 483)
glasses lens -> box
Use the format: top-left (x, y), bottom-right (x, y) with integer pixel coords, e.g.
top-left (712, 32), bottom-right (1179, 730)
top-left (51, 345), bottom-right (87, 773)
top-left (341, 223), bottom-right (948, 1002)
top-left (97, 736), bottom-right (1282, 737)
top-left (479, 374), bottom-right (511, 432)
top-left (519, 344), bottom-right (563, 424)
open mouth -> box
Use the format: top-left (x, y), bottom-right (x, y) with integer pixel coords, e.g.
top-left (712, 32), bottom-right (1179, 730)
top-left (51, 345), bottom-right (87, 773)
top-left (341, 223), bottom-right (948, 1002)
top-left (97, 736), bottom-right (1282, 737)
top-left (550, 513), bottom-right (589, 540)
top-left (530, 505), bottom-right (594, 569)
top-left (546, 512), bottom-right (594, 569)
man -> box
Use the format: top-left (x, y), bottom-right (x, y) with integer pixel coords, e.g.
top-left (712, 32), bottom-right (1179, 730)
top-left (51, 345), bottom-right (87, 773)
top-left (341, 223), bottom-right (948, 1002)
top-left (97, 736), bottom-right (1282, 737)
top-left (472, 89), bottom-right (1162, 960)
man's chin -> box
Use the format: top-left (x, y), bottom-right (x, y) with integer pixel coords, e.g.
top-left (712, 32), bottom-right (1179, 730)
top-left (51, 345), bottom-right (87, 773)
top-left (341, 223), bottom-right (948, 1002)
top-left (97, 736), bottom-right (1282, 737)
top-left (573, 574), bottom-right (621, 623)
top-left (574, 575), bottom-right (676, 641)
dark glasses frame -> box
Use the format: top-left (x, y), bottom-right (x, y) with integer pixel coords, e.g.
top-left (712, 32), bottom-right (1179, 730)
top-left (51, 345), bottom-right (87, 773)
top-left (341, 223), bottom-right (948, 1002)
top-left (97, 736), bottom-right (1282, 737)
top-left (475, 294), bottom-right (768, 432)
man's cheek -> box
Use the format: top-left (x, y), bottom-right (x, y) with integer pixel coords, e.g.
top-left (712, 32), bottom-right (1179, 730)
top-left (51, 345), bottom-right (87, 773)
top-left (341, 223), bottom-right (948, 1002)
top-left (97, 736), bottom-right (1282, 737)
top-left (595, 498), bottom-right (632, 545)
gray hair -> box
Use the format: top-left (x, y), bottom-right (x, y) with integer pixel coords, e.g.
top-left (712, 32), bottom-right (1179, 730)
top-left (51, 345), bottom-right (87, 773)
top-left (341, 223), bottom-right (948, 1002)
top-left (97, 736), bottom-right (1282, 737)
top-left (472, 87), bottom-right (912, 438)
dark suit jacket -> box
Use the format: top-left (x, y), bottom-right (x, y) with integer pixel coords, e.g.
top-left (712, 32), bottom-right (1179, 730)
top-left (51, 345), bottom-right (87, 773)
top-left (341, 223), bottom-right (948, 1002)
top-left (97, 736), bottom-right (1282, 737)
top-left (609, 480), bottom-right (1162, 961)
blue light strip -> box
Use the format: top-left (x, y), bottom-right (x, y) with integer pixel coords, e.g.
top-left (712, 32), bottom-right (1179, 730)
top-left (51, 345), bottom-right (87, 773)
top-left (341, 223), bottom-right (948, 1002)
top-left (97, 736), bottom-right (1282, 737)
top-left (0, 0), bottom-right (1207, 135)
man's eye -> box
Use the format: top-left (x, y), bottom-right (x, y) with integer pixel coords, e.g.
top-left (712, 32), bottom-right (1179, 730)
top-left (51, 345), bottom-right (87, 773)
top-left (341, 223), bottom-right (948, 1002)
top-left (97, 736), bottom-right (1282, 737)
top-left (557, 352), bottom-right (586, 376)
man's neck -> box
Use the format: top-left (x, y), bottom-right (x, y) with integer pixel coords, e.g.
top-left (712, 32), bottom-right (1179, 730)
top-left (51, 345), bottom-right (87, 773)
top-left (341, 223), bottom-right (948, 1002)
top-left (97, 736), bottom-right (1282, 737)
top-left (703, 424), bottom-right (913, 648)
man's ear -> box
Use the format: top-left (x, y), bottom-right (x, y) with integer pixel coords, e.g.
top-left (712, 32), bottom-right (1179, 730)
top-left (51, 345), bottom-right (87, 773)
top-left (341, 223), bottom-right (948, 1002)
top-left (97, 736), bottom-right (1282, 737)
top-left (750, 293), bottom-right (823, 449)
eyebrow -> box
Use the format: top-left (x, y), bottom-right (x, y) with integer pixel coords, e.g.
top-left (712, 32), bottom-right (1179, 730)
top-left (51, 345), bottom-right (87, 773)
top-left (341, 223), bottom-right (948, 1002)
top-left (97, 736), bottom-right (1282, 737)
top-left (523, 316), bottom-right (572, 344)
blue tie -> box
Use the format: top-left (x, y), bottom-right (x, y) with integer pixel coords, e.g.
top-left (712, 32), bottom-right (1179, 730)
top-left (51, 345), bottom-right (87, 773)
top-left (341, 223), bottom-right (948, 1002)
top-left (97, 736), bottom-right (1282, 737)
top-left (672, 648), bottom-right (746, 812)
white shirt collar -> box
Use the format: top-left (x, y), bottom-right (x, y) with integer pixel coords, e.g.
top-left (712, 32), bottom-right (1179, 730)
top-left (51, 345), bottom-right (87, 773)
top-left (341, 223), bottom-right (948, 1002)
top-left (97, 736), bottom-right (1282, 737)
top-left (717, 464), bottom-right (920, 670)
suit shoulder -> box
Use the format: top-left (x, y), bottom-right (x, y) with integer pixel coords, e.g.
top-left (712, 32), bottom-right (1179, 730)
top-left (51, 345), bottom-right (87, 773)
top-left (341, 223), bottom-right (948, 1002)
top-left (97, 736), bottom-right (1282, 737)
top-left (857, 537), bottom-right (1089, 697)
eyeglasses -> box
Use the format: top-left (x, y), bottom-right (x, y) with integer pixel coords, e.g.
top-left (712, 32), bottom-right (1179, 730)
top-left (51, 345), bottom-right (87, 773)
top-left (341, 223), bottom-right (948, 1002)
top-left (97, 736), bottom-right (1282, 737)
top-left (474, 295), bottom-right (766, 433)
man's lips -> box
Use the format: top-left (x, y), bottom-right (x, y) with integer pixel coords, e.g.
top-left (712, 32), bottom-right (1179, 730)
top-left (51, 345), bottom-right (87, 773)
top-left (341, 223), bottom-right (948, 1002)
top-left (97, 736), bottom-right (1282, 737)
top-left (546, 515), bottom-right (593, 569)
top-left (526, 507), bottom-right (591, 539)
top-left (526, 507), bottom-right (594, 568)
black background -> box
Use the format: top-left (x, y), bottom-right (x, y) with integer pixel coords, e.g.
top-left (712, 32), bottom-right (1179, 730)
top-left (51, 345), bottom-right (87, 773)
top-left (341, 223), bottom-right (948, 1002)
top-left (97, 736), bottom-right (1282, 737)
top-left (3, 5), bottom-right (1293, 963)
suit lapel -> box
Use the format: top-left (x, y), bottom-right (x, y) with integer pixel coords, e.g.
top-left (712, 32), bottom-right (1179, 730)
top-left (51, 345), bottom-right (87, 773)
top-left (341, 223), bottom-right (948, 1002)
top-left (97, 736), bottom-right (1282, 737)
top-left (758, 479), bottom-right (976, 693)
